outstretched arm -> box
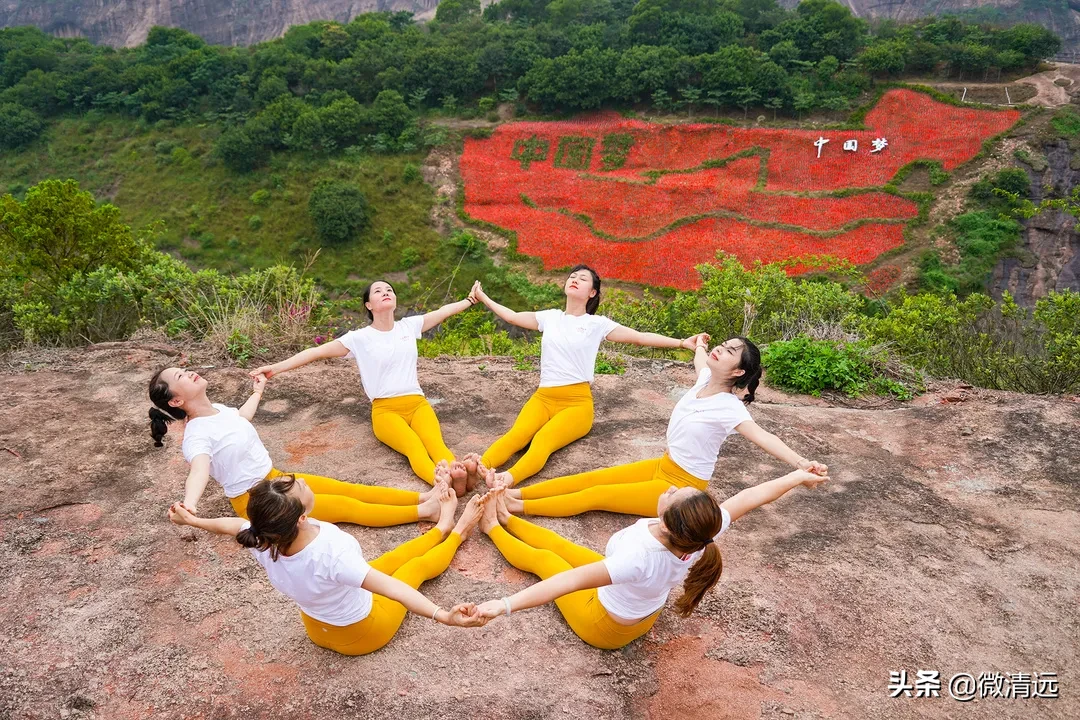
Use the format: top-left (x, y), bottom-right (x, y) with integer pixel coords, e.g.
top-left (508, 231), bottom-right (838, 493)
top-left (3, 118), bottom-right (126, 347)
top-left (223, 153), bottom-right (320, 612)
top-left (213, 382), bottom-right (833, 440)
top-left (472, 281), bottom-right (539, 330)
top-left (167, 501), bottom-right (248, 536)
top-left (693, 335), bottom-right (710, 373)
top-left (361, 569), bottom-right (484, 627)
top-left (605, 326), bottom-right (706, 351)
top-left (181, 454), bottom-right (212, 513)
top-left (475, 561), bottom-right (612, 619)
top-left (735, 420), bottom-right (828, 475)
top-left (421, 283), bottom-right (479, 333)
top-left (249, 340), bottom-right (349, 379)
top-left (237, 374), bottom-right (267, 422)
top-left (720, 469), bottom-right (827, 524)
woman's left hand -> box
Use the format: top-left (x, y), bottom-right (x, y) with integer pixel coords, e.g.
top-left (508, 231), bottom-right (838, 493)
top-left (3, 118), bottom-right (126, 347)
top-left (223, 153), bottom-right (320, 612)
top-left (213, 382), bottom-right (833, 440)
top-left (252, 373), bottom-right (268, 394)
top-left (797, 458), bottom-right (829, 476)
top-left (683, 332), bottom-right (710, 350)
top-left (447, 603), bottom-right (486, 627)
top-left (476, 599), bottom-right (507, 620)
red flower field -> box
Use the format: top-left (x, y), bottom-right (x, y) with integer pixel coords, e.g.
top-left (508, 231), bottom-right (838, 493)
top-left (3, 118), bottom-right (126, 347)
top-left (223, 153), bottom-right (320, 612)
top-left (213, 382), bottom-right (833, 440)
top-left (460, 89), bottom-right (1021, 289)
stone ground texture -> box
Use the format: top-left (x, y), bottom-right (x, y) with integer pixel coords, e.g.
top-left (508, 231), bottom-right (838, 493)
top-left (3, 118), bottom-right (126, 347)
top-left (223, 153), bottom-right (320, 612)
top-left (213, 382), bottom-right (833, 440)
top-left (0, 345), bottom-right (1077, 719)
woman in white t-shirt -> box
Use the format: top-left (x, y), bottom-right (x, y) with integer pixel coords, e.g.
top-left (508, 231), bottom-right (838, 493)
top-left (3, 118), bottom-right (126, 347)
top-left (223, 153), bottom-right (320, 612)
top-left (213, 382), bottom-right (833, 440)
top-left (467, 265), bottom-right (703, 489)
top-left (149, 367), bottom-right (440, 526)
top-left (473, 468), bottom-right (826, 649)
top-left (502, 335), bottom-right (828, 518)
top-left (251, 280), bottom-right (479, 494)
top-left (167, 471), bottom-right (487, 655)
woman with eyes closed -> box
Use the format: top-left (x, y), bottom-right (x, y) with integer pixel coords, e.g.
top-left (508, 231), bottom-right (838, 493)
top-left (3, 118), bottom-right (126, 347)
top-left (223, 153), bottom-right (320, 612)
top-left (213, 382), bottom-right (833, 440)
top-left (461, 265), bottom-right (706, 490)
top-left (499, 335), bottom-right (829, 518)
top-left (251, 280), bottom-right (479, 495)
top-left (148, 368), bottom-right (440, 526)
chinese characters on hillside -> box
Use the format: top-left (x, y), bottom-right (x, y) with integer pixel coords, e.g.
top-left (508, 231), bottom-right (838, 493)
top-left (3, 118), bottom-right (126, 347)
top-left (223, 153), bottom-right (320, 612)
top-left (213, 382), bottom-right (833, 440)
top-left (814, 136), bottom-right (888, 158)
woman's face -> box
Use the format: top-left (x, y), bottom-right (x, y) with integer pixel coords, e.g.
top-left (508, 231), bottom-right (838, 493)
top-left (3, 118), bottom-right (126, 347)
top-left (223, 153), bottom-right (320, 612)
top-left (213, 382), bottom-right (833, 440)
top-left (656, 485), bottom-right (698, 519)
top-left (162, 367), bottom-right (208, 409)
top-left (366, 281), bottom-right (397, 316)
top-left (564, 269), bottom-right (596, 305)
top-left (705, 338), bottom-right (747, 380)
top-left (288, 476), bottom-right (316, 515)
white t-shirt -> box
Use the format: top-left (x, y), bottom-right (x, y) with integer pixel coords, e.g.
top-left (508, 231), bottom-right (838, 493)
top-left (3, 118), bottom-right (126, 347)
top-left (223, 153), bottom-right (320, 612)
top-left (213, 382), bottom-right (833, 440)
top-left (599, 514), bottom-right (731, 619)
top-left (181, 404), bottom-right (273, 498)
top-left (245, 518), bottom-right (374, 626)
top-left (666, 368), bottom-right (753, 481)
top-left (535, 309), bottom-right (620, 387)
top-left (337, 315), bottom-right (425, 400)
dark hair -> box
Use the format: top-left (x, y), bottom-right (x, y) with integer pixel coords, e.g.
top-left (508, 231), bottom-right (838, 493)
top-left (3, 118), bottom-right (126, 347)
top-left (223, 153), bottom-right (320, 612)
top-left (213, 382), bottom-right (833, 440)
top-left (236, 475), bottom-right (304, 561)
top-left (567, 264), bottom-right (601, 315)
top-left (362, 280), bottom-right (394, 321)
top-left (148, 367), bottom-right (187, 447)
top-left (731, 336), bottom-right (762, 404)
top-left (662, 490), bottom-right (726, 617)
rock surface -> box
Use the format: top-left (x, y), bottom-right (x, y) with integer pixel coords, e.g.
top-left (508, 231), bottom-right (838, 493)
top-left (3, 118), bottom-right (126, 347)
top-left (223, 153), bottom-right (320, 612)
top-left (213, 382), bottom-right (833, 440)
top-left (0, 344), bottom-right (1077, 719)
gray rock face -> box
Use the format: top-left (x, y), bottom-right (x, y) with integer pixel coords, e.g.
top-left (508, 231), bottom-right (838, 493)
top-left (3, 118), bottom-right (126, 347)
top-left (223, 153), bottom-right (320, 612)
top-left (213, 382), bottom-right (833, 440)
top-left (0, 0), bottom-right (442, 47)
top-left (991, 139), bottom-right (1080, 306)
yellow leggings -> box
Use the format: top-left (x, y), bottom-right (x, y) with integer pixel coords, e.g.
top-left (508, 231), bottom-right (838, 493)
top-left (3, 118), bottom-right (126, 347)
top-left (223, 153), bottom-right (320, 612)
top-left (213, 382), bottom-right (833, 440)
top-left (300, 528), bottom-right (463, 655)
top-left (481, 382), bottom-right (593, 485)
top-left (521, 453), bottom-right (707, 518)
top-left (230, 468), bottom-right (421, 527)
top-left (371, 395), bottom-right (455, 485)
top-left (489, 516), bottom-right (659, 649)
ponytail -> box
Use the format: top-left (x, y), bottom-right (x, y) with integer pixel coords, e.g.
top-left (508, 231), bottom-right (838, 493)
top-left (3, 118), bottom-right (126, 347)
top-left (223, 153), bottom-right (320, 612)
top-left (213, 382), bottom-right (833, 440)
top-left (661, 490), bottom-right (727, 617)
top-left (236, 475), bottom-right (304, 561)
top-left (731, 336), bottom-right (761, 404)
top-left (674, 542), bottom-right (723, 617)
top-left (148, 368), bottom-right (187, 447)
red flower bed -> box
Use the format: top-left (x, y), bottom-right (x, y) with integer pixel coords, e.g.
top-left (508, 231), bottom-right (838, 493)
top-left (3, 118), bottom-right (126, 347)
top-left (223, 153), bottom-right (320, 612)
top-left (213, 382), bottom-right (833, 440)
top-left (461, 89), bottom-right (1020, 289)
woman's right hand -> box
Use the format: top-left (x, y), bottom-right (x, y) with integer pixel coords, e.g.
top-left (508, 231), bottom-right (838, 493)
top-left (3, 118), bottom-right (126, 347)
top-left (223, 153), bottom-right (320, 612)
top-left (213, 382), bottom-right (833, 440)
top-left (471, 280), bottom-right (490, 306)
top-left (249, 364), bottom-right (276, 379)
top-left (476, 599), bottom-right (507, 620)
top-left (167, 501), bottom-right (197, 526)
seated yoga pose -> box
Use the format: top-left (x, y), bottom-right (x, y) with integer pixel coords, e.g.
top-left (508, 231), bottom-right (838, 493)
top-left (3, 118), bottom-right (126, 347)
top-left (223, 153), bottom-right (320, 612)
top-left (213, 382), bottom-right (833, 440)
top-left (499, 335), bottom-right (828, 518)
top-left (167, 468), bottom-right (486, 655)
top-left (251, 280), bottom-right (479, 494)
top-left (474, 468), bottom-right (827, 649)
top-left (465, 265), bottom-right (705, 489)
top-left (149, 367), bottom-right (440, 526)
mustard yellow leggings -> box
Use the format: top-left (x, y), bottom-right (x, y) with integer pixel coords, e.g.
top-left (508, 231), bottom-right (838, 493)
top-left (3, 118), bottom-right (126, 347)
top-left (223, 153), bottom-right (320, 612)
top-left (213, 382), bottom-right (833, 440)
top-left (481, 382), bottom-right (593, 485)
top-left (300, 528), bottom-right (463, 655)
top-left (490, 515), bottom-right (659, 649)
top-left (371, 395), bottom-right (455, 485)
top-left (520, 453), bottom-right (707, 517)
top-left (230, 468), bottom-right (421, 527)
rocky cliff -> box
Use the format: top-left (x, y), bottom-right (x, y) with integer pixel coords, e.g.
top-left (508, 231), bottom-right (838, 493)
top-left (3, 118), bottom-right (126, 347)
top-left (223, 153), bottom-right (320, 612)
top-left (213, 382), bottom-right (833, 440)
top-left (2, 0), bottom-right (1079, 49)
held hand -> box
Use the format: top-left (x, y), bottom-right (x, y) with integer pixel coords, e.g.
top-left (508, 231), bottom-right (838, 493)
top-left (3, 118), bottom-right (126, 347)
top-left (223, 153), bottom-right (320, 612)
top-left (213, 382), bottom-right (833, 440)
top-left (686, 332), bottom-right (710, 350)
top-left (249, 364), bottom-right (275, 379)
top-left (791, 469), bottom-right (829, 489)
top-left (797, 458), bottom-right (829, 476)
top-left (473, 280), bottom-right (489, 305)
top-left (447, 603), bottom-right (486, 627)
top-left (466, 280), bottom-right (481, 305)
top-left (252, 373), bottom-right (268, 394)
top-left (476, 599), bottom-right (507, 620)
top-left (167, 501), bottom-right (197, 526)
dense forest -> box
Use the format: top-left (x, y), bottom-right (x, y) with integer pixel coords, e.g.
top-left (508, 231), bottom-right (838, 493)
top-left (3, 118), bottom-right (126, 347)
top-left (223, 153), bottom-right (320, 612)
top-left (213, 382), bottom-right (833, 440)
top-left (0, 0), bottom-right (1062, 169)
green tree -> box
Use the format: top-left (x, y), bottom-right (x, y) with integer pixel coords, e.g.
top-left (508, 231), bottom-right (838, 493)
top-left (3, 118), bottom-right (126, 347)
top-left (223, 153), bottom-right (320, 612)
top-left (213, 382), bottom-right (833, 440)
top-left (435, 0), bottom-right (482, 24)
top-left (0, 180), bottom-right (147, 294)
top-left (0, 103), bottom-right (43, 148)
top-left (308, 180), bottom-right (371, 243)
top-left (370, 89), bottom-right (414, 137)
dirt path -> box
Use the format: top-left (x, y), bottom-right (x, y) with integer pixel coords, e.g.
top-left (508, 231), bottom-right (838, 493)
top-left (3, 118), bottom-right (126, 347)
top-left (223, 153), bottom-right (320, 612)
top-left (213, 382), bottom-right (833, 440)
top-left (1, 346), bottom-right (1077, 719)
top-left (1015, 63), bottom-right (1080, 107)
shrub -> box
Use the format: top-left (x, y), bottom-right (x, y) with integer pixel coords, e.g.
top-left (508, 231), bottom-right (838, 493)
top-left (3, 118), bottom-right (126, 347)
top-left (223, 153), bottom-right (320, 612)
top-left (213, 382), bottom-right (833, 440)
top-left (762, 337), bottom-right (915, 398)
top-left (308, 179), bottom-right (371, 243)
top-left (595, 351), bottom-right (626, 375)
top-left (0, 104), bottom-right (44, 148)
top-left (250, 189), bottom-right (271, 206)
top-left (247, 214), bottom-right (263, 230)
top-left (403, 163), bottom-right (422, 184)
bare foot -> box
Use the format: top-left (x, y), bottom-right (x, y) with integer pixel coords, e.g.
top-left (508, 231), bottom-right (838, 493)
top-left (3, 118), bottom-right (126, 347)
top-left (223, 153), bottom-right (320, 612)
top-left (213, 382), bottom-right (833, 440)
top-left (417, 483), bottom-right (444, 522)
top-left (453, 493), bottom-right (485, 540)
top-left (418, 485), bottom-right (437, 502)
top-left (505, 487), bottom-right (522, 500)
top-left (479, 489), bottom-right (501, 535)
top-left (463, 452), bottom-right (482, 491)
top-left (450, 460), bottom-right (468, 498)
top-left (504, 493), bottom-right (524, 514)
top-left (495, 488), bottom-right (512, 526)
top-left (488, 470), bottom-right (514, 491)
top-left (434, 480), bottom-right (458, 536)
top-left (434, 461), bottom-right (451, 488)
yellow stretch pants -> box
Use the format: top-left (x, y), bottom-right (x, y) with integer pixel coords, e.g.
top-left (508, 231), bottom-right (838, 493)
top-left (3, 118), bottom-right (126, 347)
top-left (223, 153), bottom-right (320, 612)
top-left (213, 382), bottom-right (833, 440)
top-left (489, 516), bottom-right (658, 650)
top-left (520, 453), bottom-right (707, 518)
top-left (229, 468), bottom-right (421, 527)
top-left (300, 528), bottom-right (463, 655)
top-left (371, 395), bottom-right (455, 485)
top-left (481, 382), bottom-right (593, 485)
